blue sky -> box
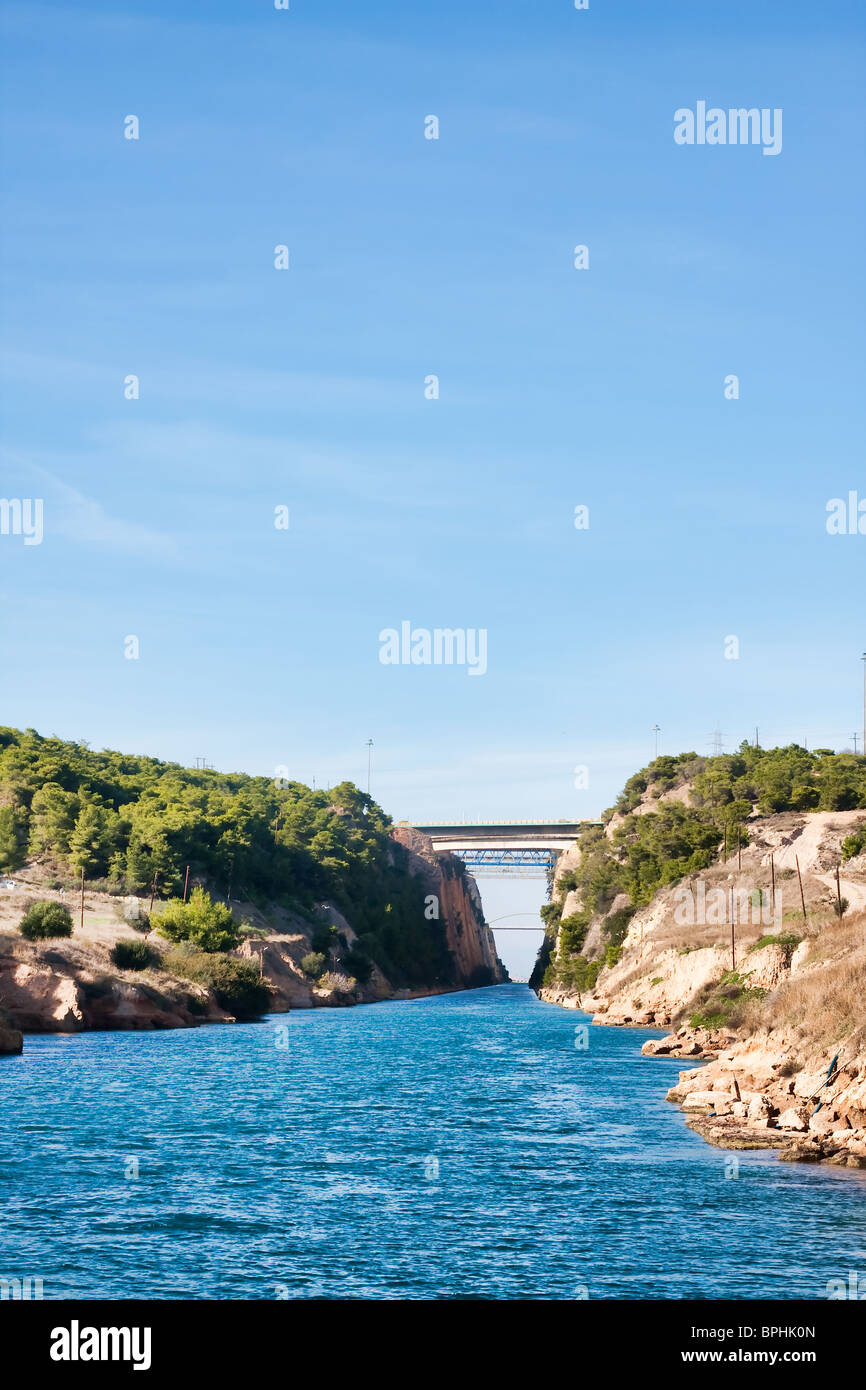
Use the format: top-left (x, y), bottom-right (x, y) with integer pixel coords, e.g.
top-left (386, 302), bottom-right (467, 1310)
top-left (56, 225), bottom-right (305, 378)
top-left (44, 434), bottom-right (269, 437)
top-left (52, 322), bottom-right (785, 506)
top-left (1, 0), bottom-right (864, 849)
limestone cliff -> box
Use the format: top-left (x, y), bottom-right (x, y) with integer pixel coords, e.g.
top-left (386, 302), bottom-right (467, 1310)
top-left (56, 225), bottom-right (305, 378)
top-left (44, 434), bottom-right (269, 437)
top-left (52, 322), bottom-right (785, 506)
top-left (0, 830), bottom-right (506, 1042)
top-left (389, 826), bottom-right (508, 988)
top-left (532, 807), bottom-right (866, 1165)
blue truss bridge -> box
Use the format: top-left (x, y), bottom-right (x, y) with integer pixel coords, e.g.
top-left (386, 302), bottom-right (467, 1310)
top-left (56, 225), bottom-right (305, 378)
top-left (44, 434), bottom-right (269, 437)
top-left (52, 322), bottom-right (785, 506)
top-left (406, 820), bottom-right (601, 877)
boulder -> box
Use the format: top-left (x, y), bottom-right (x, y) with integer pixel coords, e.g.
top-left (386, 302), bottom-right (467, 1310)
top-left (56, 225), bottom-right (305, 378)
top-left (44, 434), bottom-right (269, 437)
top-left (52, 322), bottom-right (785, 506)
top-left (642, 1037), bottom-right (675, 1055)
top-left (776, 1106), bottom-right (809, 1132)
top-left (808, 1110), bottom-right (839, 1134)
top-left (682, 1090), bottom-right (727, 1113)
top-left (747, 1095), bottom-right (775, 1119)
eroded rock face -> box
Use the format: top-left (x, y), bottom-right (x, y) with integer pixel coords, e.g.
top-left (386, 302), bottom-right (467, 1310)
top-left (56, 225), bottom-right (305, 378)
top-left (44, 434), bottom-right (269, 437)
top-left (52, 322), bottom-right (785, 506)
top-left (0, 830), bottom-right (507, 1038)
top-left (0, 1019), bottom-right (22, 1054)
top-left (389, 827), bottom-right (507, 988)
top-left (2, 959), bottom-right (86, 1032)
top-left (0, 938), bottom-right (221, 1034)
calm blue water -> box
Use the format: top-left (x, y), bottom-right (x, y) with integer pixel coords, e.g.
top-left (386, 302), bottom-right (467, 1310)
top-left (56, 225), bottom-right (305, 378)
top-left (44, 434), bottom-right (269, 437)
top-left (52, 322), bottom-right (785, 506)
top-left (2, 983), bottom-right (865, 1300)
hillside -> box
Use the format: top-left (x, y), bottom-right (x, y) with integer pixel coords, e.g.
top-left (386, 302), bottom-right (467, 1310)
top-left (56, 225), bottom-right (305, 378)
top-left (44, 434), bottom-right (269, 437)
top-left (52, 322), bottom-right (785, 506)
top-left (0, 727), bottom-right (506, 1044)
top-left (532, 745), bottom-right (866, 1164)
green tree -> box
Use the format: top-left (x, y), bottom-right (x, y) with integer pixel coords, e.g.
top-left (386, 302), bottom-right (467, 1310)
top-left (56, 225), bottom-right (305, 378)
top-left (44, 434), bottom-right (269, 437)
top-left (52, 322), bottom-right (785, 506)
top-left (67, 802), bottom-right (120, 877)
top-left (156, 886), bottom-right (240, 952)
top-left (28, 783), bottom-right (80, 858)
top-left (0, 805), bottom-right (25, 872)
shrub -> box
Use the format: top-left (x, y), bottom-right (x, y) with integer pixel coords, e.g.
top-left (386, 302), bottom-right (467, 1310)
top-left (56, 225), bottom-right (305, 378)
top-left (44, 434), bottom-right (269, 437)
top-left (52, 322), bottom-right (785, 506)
top-left (109, 939), bottom-right (155, 971)
top-left (603, 905), bottom-right (636, 948)
top-left (163, 948), bottom-right (269, 1020)
top-left (342, 945), bottom-right (373, 983)
top-left (120, 900), bottom-right (150, 933)
top-left (156, 887), bottom-right (240, 952)
top-left (311, 923), bottom-right (336, 955)
top-left (687, 970), bottom-right (768, 1030)
top-left (543, 954), bottom-right (602, 992)
top-left (300, 951), bottom-right (326, 979)
top-left (748, 932), bottom-right (802, 954)
top-left (19, 900), bottom-right (73, 940)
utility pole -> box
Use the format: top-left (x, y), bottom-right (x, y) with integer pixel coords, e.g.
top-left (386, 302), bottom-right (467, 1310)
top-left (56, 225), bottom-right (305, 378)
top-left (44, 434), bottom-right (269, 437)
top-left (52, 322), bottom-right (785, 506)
top-left (79, 867), bottom-right (85, 932)
top-left (835, 863), bottom-right (844, 918)
top-left (861, 652), bottom-right (866, 758)
top-left (652, 724), bottom-right (660, 760)
top-left (148, 873), bottom-right (158, 915)
top-left (853, 733), bottom-right (859, 756)
top-left (183, 865), bottom-right (190, 903)
top-left (795, 855), bottom-right (807, 925)
top-left (366, 738), bottom-right (374, 795)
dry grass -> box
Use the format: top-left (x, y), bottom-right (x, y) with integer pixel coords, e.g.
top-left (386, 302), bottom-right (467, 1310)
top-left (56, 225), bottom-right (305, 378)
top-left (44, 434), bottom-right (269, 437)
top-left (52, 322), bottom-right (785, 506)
top-left (736, 908), bottom-right (866, 1046)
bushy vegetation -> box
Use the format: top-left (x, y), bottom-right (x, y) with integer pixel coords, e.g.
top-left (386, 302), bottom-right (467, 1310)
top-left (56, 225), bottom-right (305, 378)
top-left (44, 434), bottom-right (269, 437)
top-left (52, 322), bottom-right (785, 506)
top-left (156, 887), bottom-right (240, 952)
top-left (0, 726), bottom-right (454, 988)
top-left (747, 932), bottom-right (802, 956)
top-left (341, 944), bottom-right (373, 983)
top-left (19, 900), bottom-right (73, 940)
top-left (163, 948), bottom-right (270, 1020)
top-left (300, 951), bottom-right (327, 979)
top-left (688, 970), bottom-right (769, 1030)
top-left (613, 745), bottom-right (866, 820)
top-left (542, 743), bottom-right (866, 990)
top-left (109, 939), bottom-right (156, 970)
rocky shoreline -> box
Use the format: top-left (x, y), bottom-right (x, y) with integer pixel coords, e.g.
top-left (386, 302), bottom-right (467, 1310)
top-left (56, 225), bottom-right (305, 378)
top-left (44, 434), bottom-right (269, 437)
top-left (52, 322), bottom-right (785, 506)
top-left (534, 807), bottom-right (866, 1169)
top-left (535, 984), bottom-right (866, 1168)
top-left (567, 1010), bottom-right (866, 1168)
top-left (652, 1027), bottom-right (866, 1167)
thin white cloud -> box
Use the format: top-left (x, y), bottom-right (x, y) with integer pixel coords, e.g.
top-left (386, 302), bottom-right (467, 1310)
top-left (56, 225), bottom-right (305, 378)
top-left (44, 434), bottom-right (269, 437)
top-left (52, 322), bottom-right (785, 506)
top-left (1, 452), bottom-right (177, 557)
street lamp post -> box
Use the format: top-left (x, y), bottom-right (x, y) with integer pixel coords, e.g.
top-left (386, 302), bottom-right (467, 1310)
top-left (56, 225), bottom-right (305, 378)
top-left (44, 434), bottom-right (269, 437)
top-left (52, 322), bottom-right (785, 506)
top-left (652, 724), bottom-right (661, 760)
top-left (366, 739), bottom-right (373, 796)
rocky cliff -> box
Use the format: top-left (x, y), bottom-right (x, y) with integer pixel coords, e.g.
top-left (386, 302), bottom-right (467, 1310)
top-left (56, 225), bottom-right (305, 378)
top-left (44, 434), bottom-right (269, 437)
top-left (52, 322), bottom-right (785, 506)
top-left (390, 826), bottom-right (507, 988)
top-left (0, 830), bottom-right (506, 1042)
top-left (533, 806), bottom-right (866, 1165)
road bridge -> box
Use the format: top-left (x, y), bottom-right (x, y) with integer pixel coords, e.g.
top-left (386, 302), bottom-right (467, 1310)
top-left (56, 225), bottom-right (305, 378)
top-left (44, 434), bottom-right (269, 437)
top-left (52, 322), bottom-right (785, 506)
top-left (407, 820), bottom-right (601, 877)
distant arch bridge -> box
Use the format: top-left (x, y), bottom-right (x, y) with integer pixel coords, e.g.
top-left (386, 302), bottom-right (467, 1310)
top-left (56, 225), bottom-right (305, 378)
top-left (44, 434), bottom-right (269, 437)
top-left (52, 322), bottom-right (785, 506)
top-left (407, 820), bottom-right (601, 878)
